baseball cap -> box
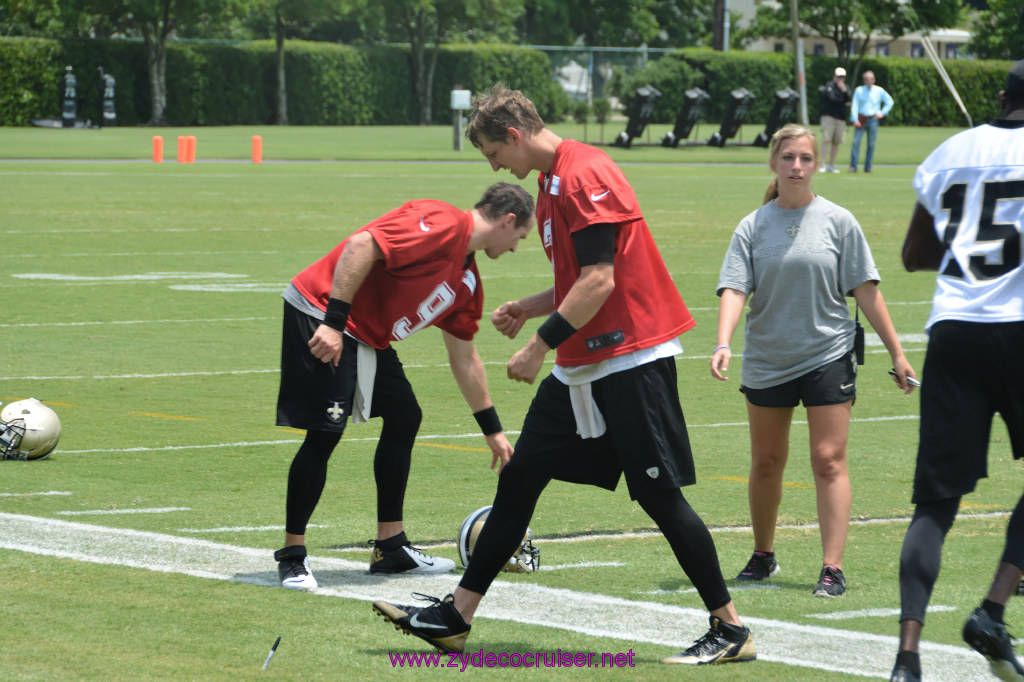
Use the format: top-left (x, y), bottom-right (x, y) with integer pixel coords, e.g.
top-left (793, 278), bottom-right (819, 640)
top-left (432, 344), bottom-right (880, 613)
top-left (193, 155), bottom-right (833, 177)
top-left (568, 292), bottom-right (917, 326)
top-left (1006, 60), bottom-right (1024, 97)
top-left (834, 67), bottom-right (847, 77)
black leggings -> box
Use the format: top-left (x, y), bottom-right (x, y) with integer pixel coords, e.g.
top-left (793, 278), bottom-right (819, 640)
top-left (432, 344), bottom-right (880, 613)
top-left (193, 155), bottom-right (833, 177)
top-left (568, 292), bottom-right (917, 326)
top-left (283, 398), bottom-right (421, 535)
top-left (637, 487), bottom-right (732, 612)
top-left (460, 468), bottom-right (731, 612)
top-left (899, 494), bottom-right (1024, 624)
top-left (899, 497), bottom-right (959, 624)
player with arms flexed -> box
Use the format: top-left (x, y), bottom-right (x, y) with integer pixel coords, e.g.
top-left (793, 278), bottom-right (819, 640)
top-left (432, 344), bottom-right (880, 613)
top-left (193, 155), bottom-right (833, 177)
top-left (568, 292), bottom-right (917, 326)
top-left (889, 61), bottom-right (1024, 682)
top-left (372, 84), bottom-right (755, 667)
top-left (273, 182), bottom-right (534, 590)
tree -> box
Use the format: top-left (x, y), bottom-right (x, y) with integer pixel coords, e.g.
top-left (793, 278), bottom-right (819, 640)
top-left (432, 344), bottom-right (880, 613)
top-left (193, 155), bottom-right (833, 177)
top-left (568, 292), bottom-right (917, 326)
top-left (741, 0), bottom-right (964, 79)
top-left (231, 0), bottom-right (340, 125)
top-left (651, 0), bottom-right (726, 48)
top-left (0, 0), bottom-right (82, 36)
top-left (968, 0), bottom-right (1024, 60)
top-left (353, 0), bottom-right (524, 125)
top-left (63, 0), bottom-right (238, 125)
top-left (517, 0), bottom-right (659, 47)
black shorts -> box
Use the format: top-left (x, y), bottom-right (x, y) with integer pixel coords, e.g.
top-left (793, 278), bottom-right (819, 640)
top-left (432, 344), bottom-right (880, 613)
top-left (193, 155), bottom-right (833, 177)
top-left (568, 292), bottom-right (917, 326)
top-left (913, 320), bottom-right (1024, 503)
top-left (505, 357), bottom-right (696, 500)
top-left (275, 302), bottom-right (417, 432)
top-left (741, 352), bottom-right (857, 408)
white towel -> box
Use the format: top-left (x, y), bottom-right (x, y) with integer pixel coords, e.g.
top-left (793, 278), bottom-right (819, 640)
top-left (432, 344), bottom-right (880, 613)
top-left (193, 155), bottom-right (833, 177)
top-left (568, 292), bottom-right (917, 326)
top-left (568, 382), bottom-right (606, 439)
top-left (352, 343), bottom-right (376, 424)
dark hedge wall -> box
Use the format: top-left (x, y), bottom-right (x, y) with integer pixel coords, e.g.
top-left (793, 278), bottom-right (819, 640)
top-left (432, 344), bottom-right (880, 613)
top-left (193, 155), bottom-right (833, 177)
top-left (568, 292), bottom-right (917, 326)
top-left (0, 37), bottom-right (568, 126)
top-left (617, 47), bottom-right (1012, 127)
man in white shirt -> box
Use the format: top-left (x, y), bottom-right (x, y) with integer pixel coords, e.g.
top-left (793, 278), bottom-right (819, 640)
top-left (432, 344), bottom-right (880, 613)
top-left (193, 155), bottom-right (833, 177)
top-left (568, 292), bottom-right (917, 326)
top-left (849, 71), bottom-right (894, 173)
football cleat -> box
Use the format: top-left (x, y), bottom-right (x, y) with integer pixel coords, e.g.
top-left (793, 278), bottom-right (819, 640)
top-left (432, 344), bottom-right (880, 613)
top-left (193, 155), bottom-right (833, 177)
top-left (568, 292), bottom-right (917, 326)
top-left (458, 505), bottom-right (539, 573)
top-left (813, 564), bottom-right (846, 597)
top-left (735, 551), bottom-right (780, 582)
top-left (661, 616), bottom-right (756, 665)
top-left (372, 593), bottom-right (470, 653)
top-left (962, 607), bottom-right (1024, 681)
top-left (0, 398), bottom-right (61, 460)
top-left (889, 665), bottom-right (921, 682)
top-left (369, 539), bottom-right (456, 575)
top-left (274, 545), bottom-right (317, 590)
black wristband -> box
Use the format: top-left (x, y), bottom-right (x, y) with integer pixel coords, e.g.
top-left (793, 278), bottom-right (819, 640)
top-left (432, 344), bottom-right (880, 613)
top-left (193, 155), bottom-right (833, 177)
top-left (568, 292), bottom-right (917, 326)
top-left (536, 311), bottom-right (577, 349)
top-left (323, 298), bottom-right (351, 332)
top-left (473, 406), bottom-right (502, 436)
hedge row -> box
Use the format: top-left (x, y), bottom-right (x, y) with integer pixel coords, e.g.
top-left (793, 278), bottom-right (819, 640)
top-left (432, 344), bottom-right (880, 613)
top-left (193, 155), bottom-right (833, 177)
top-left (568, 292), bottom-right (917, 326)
top-left (616, 47), bottom-right (1013, 127)
top-left (0, 37), bottom-right (569, 126)
top-left (3, 36), bottom-right (1012, 128)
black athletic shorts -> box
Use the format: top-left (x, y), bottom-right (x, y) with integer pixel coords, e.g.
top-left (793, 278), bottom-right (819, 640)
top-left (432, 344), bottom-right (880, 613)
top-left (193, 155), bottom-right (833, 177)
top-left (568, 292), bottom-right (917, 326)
top-left (505, 356), bottom-right (696, 500)
top-left (913, 320), bottom-right (1024, 503)
top-left (741, 351), bottom-right (857, 408)
top-left (275, 302), bottom-right (417, 432)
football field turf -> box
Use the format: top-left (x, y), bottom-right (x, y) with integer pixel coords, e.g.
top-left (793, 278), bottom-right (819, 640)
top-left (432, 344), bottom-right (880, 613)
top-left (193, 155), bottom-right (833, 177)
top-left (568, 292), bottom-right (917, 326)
top-left (0, 125), bottom-right (1019, 680)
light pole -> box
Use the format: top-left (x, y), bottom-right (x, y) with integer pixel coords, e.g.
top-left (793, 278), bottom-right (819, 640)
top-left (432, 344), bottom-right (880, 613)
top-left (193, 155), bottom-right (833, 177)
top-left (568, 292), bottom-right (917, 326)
top-left (790, 0), bottom-right (809, 125)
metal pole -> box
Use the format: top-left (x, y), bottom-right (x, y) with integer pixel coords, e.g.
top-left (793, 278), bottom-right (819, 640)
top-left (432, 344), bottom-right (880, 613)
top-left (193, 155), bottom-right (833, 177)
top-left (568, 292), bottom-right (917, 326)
top-left (790, 0), bottom-right (809, 125)
top-left (453, 110), bottom-right (463, 151)
top-left (723, 0), bottom-right (730, 52)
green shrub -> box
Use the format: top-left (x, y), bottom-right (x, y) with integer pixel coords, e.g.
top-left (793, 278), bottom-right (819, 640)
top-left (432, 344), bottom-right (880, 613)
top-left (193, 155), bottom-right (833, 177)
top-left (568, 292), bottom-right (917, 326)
top-left (571, 99), bottom-right (590, 123)
top-left (0, 37), bottom-right (64, 126)
top-left (614, 53), bottom-right (699, 123)
top-left (0, 37), bottom-right (1009, 128)
top-left (613, 47), bottom-right (1011, 127)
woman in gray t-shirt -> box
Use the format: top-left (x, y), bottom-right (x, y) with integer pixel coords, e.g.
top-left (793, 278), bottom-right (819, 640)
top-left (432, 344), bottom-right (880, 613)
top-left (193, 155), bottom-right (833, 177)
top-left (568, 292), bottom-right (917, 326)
top-left (710, 124), bottom-right (917, 598)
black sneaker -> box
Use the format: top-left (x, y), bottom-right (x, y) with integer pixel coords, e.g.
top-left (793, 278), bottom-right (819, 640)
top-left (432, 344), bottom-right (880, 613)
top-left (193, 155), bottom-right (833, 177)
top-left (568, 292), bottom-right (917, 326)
top-left (368, 539), bottom-right (456, 575)
top-left (274, 545), bottom-right (317, 591)
top-left (661, 616), bottom-right (756, 665)
top-left (372, 593), bottom-right (470, 653)
top-left (735, 551), bottom-right (780, 582)
top-left (889, 665), bottom-right (921, 682)
top-left (813, 564), bottom-right (846, 597)
top-left (962, 607), bottom-right (1024, 681)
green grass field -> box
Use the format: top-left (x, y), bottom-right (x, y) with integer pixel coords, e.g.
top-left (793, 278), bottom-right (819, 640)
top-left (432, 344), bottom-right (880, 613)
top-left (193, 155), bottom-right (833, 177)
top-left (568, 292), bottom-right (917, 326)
top-left (0, 124), bottom-right (1018, 681)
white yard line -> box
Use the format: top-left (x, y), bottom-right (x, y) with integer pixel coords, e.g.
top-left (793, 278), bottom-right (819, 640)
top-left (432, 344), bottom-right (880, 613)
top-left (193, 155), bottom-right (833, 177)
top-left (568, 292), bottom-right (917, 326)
top-left (54, 413), bottom-right (923, 456)
top-left (0, 512), bottom-right (994, 680)
top-left (0, 490), bottom-right (72, 497)
top-left (56, 507), bottom-right (191, 516)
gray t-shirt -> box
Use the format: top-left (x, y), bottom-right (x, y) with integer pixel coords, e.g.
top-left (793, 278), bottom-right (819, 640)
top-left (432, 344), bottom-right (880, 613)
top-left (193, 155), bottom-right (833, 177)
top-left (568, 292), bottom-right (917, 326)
top-left (717, 195), bottom-right (879, 389)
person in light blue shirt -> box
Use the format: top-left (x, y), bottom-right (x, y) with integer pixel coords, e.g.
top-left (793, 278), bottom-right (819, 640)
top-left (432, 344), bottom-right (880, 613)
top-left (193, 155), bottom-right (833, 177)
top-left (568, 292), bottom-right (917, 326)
top-left (849, 71), bottom-right (894, 173)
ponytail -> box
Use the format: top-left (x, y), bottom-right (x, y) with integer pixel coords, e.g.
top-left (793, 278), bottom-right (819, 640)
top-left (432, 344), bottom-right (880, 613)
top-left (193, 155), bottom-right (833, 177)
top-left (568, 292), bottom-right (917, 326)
top-left (763, 178), bottom-right (779, 205)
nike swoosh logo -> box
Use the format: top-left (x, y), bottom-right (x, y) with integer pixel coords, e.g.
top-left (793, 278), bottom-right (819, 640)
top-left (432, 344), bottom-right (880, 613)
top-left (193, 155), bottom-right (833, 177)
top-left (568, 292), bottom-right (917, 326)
top-left (840, 383), bottom-right (854, 390)
top-left (419, 217), bottom-right (430, 232)
top-left (590, 190), bottom-right (611, 201)
top-left (409, 613), bottom-right (447, 630)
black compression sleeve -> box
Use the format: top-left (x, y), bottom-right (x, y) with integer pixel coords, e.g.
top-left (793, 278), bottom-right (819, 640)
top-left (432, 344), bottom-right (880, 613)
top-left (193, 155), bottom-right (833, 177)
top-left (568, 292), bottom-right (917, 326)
top-left (572, 223), bottom-right (616, 267)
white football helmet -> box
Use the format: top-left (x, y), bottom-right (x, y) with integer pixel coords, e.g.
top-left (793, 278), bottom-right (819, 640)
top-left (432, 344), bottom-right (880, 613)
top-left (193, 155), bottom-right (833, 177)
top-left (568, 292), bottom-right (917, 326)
top-left (0, 398), bottom-right (61, 461)
top-left (458, 505), bottom-right (539, 573)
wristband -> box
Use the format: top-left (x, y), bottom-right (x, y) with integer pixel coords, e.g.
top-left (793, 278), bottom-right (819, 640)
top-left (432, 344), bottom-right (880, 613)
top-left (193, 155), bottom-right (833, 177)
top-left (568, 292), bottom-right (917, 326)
top-left (713, 345), bottom-right (730, 353)
top-left (536, 311), bottom-right (577, 349)
top-left (323, 298), bottom-right (351, 332)
top-left (473, 406), bottom-right (502, 436)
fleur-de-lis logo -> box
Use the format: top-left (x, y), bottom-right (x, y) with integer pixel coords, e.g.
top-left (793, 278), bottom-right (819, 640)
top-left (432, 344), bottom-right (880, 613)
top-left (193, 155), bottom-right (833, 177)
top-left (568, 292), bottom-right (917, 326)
top-left (786, 224), bottom-right (800, 239)
top-left (326, 402), bottom-right (345, 422)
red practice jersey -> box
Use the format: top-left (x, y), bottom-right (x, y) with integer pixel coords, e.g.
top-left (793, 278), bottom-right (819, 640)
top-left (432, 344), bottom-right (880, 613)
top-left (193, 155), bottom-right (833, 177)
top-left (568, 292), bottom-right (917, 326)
top-left (292, 200), bottom-right (483, 349)
top-left (536, 140), bottom-right (694, 366)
